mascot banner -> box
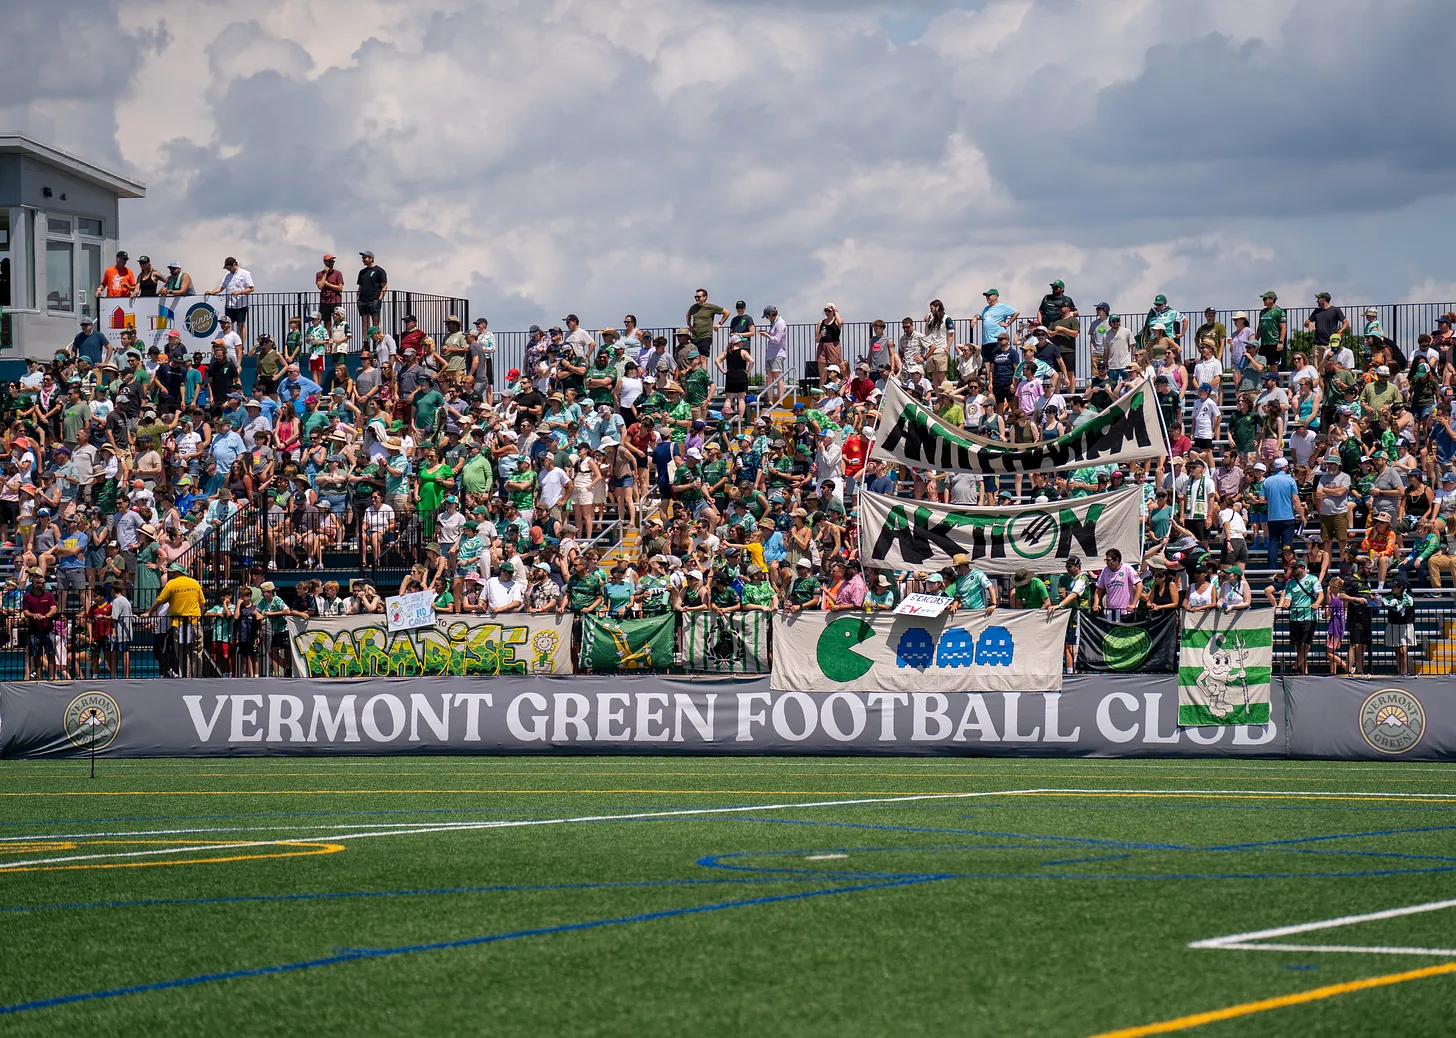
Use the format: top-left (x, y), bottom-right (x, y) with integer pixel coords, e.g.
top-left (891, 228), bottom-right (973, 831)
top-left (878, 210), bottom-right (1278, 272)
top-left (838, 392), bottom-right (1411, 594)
top-left (858, 487), bottom-right (1142, 575)
top-left (1178, 608), bottom-right (1274, 725)
top-left (771, 609), bottom-right (1067, 694)
top-left (289, 614), bottom-right (572, 678)
top-left (869, 377), bottom-right (1164, 475)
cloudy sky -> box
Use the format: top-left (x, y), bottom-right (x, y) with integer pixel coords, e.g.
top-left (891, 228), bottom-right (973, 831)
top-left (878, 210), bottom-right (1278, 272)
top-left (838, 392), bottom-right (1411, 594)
top-left (8, 0), bottom-right (1455, 330)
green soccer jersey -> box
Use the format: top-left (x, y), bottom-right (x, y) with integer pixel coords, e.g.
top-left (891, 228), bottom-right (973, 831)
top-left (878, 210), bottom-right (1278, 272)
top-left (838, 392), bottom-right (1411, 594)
top-left (567, 572), bottom-right (604, 611)
top-left (683, 368), bottom-right (711, 406)
top-left (509, 468), bottom-right (537, 510)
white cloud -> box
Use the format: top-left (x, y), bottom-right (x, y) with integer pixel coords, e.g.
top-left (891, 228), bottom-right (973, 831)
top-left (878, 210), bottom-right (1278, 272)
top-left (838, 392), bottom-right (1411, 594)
top-left (22, 0), bottom-right (1445, 337)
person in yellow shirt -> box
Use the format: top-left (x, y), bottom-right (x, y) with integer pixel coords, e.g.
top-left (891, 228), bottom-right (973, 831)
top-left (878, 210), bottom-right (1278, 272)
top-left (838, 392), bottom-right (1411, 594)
top-left (147, 563), bottom-right (205, 677)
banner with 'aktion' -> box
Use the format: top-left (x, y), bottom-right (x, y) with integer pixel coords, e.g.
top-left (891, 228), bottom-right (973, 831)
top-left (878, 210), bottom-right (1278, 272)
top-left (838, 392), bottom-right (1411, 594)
top-left (858, 487), bottom-right (1142, 576)
top-left (771, 609), bottom-right (1067, 694)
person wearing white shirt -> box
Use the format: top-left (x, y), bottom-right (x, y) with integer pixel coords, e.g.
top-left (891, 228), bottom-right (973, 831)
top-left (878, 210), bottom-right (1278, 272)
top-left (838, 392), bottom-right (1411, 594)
top-left (19, 362), bottom-right (44, 390)
top-left (1191, 383), bottom-right (1221, 446)
top-left (1331, 343), bottom-right (1355, 370)
top-left (485, 561), bottom-right (525, 613)
top-left (1290, 423), bottom-right (1319, 469)
top-left (1193, 341), bottom-right (1224, 389)
top-left (1289, 359), bottom-right (1320, 391)
top-left (563, 315), bottom-right (594, 360)
top-left (539, 454), bottom-right (571, 515)
top-left (204, 257), bottom-right (255, 345)
top-left (755, 305), bottom-right (789, 401)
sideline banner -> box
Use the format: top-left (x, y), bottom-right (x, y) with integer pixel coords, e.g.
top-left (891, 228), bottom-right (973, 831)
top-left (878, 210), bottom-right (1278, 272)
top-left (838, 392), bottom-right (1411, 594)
top-left (771, 609), bottom-right (1067, 694)
top-left (680, 613), bottom-right (770, 674)
top-left (579, 615), bottom-right (675, 672)
top-left (289, 613), bottom-right (572, 678)
top-left (97, 296), bottom-right (229, 355)
top-left (1078, 611), bottom-right (1178, 673)
top-left (859, 487), bottom-right (1141, 575)
top-left (1284, 678), bottom-right (1453, 761)
top-left (1178, 608), bottom-right (1274, 725)
top-left (0, 675), bottom-right (1290, 758)
top-left (869, 377), bottom-right (1164, 475)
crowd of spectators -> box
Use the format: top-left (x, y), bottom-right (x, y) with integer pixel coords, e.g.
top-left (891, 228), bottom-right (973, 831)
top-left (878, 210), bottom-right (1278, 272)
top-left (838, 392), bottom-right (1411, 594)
top-left (8, 255), bottom-right (1456, 679)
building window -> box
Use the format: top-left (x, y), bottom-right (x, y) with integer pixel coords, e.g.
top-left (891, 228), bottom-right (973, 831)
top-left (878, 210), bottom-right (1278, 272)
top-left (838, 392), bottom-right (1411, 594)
top-left (78, 218), bottom-right (103, 237)
top-left (80, 243), bottom-right (102, 321)
top-left (46, 240), bottom-right (73, 313)
top-left (0, 210), bottom-right (9, 309)
top-left (47, 216), bottom-right (72, 236)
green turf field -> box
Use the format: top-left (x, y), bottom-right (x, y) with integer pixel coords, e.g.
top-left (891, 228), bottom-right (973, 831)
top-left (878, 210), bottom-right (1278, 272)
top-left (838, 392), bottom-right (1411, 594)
top-left (2, 757), bottom-right (1455, 1036)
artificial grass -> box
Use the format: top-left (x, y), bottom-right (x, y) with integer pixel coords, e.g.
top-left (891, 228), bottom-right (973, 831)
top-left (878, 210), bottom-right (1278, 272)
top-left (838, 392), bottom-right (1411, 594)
top-left (0, 757), bottom-right (1454, 1036)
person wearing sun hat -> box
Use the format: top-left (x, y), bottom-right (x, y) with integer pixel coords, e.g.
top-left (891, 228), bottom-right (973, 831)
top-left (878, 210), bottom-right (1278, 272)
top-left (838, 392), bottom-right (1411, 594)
top-left (1011, 567), bottom-right (1050, 609)
top-left (147, 561), bottom-right (206, 675)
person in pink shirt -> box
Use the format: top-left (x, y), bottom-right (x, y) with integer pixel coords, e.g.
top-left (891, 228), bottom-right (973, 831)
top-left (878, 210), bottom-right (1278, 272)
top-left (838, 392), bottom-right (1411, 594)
top-left (1095, 548), bottom-right (1142, 622)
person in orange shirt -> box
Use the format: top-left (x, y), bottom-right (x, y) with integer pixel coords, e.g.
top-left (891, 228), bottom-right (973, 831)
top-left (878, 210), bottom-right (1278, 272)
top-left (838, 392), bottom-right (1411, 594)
top-left (96, 250), bottom-right (136, 298)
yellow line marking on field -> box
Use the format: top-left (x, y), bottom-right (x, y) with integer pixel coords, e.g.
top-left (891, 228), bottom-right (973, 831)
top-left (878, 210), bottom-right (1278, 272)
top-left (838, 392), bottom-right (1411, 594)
top-left (1008, 792), bottom-right (1456, 804)
top-left (1088, 961), bottom-right (1456, 1037)
top-left (0, 841), bottom-right (344, 874)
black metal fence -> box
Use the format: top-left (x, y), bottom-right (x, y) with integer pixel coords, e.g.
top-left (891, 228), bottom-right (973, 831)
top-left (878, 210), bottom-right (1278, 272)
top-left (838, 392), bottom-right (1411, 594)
top-left (0, 614), bottom-right (290, 680)
top-left (240, 290), bottom-right (470, 357)
top-left (481, 299), bottom-right (1456, 395)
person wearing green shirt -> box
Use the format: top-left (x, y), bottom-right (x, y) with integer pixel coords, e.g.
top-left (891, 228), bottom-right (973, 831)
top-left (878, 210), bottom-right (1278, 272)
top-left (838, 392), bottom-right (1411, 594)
top-left (564, 557), bottom-right (604, 614)
top-left (739, 565), bottom-right (778, 611)
top-left (663, 385), bottom-right (692, 444)
top-left (784, 559), bottom-right (822, 613)
top-left (411, 376), bottom-right (445, 437)
top-left (682, 355), bottom-right (712, 415)
top-left (710, 575), bottom-right (741, 613)
top-left (1277, 559), bottom-right (1324, 675)
top-left (1256, 291), bottom-right (1287, 367)
top-left (586, 349), bottom-right (617, 409)
top-left (1011, 569), bottom-right (1050, 608)
top-left (461, 447), bottom-right (492, 496)
top-left (949, 553), bottom-right (996, 615)
top-left (506, 456), bottom-right (537, 526)
top-left (635, 383), bottom-right (667, 421)
top-left (700, 445), bottom-right (731, 508)
top-left (672, 451), bottom-right (705, 514)
top-left (416, 445), bottom-right (454, 536)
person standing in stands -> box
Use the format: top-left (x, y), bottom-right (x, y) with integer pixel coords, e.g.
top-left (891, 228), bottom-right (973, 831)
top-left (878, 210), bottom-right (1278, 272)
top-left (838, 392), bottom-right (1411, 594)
top-left (356, 251), bottom-right (388, 332)
top-left (96, 250), bottom-right (136, 299)
top-left (317, 254), bottom-right (345, 331)
top-left (687, 288), bottom-right (728, 360)
top-left (203, 257), bottom-right (255, 346)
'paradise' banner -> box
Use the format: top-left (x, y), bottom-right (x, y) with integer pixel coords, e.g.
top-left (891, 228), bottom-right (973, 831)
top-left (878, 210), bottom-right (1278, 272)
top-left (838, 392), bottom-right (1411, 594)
top-left (771, 609), bottom-right (1067, 694)
top-left (290, 613), bottom-right (573, 678)
top-left (858, 487), bottom-right (1142, 575)
top-left (869, 377), bottom-right (1166, 475)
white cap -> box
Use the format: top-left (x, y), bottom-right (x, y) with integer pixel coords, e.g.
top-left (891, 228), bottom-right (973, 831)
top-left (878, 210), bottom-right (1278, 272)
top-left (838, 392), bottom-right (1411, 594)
top-left (309, 309), bottom-right (321, 319)
top-left (686, 447), bottom-right (703, 459)
top-left (1273, 457), bottom-right (1289, 470)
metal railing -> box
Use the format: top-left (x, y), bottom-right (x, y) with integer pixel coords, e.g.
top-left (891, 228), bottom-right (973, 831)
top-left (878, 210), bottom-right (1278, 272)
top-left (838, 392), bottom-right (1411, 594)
top-left (0, 614), bottom-right (289, 680)
top-left (482, 300), bottom-right (1456, 395)
top-left (219, 290), bottom-right (470, 358)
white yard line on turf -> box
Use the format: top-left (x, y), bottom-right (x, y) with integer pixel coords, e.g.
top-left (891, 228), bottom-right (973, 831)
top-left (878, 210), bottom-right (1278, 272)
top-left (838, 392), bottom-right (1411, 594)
top-left (6, 786), bottom-right (1455, 872)
top-left (0, 790), bottom-right (1026, 870)
top-left (1191, 898), bottom-right (1456, 958)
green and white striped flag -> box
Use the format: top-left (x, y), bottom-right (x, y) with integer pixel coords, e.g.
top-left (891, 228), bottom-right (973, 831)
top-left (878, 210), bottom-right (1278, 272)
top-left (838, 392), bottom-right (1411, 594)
top-left (680, 612), bottom-right (770, 674)
top-left (1178, 608), bottom-right (1274, 726)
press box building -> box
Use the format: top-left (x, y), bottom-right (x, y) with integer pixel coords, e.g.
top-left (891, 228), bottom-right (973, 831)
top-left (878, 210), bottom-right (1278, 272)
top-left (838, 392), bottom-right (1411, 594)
top-left (0, 135), bottom-right (146, 359)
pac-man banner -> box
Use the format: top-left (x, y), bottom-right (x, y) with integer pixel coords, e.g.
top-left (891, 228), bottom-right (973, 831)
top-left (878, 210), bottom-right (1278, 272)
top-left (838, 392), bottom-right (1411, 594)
top-left (869, 377), bottom-right (1166, 475)
top-left (858, 487), bottom-right (1142, 575)
top-left (771, 609), bottom-right (1067, 694)
top-left (98, 297), bottom-right (229, 355)
top-left (289, 613), bottom-right (572, 678)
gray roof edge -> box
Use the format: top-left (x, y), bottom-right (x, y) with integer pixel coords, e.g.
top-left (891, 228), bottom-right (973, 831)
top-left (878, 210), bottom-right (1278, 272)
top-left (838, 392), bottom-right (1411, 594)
top-left (0, 134), bottom-right (146, 198)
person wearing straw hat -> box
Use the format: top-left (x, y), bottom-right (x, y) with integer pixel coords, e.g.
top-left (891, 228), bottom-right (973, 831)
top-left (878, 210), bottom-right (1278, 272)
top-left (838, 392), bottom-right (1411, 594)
top-left (1011, 567), bottom-right (1050, 609)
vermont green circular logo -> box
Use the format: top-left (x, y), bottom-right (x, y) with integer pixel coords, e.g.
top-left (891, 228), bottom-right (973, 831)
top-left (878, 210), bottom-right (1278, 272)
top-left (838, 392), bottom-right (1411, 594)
top-left (1102, 627), bottom-right (1151, 672)
top-left (1359, 688), bottom-right (1424, 755)
top-left (64, 691), bottom-right (121, 750)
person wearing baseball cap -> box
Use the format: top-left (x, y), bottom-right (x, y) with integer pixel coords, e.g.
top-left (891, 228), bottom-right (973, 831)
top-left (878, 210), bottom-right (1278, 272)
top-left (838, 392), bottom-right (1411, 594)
top-left (357, 250), bottom-right (387, 328)
top-left (316, 252), bottom-right (345, 328)
top-left (976, 288), bottom-right (1019, 363)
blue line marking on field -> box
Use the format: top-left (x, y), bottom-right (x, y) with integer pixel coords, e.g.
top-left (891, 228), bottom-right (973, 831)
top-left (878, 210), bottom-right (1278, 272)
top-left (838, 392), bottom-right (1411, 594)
top-left (1283, 964), bottom-right (1319, 971)
top-left (1206, 824), bottom-right (1456, 851)
top-left (1041, 854), bottom-right (1133, 867)
top-left (0, 877), bottom-right (947, 1017)
top-left (0, 877), bottom-right (831, 916)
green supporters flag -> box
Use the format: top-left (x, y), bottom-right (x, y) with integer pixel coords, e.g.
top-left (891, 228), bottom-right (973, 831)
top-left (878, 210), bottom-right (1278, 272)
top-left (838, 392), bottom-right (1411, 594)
top-left (681, 613), bottom-right (770, 674)
top-left (579, 615), bottom-right (676, 672)
top-left (1177, 608), bottom-right (1275, 726)
top-left (1077, 611), bottom-right (1177, 673)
